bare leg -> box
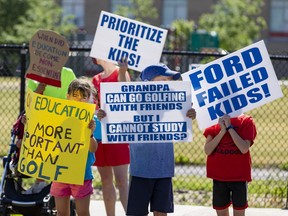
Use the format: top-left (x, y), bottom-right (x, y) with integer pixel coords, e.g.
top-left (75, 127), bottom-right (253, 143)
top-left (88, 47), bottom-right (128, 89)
top-left (233, 209), bottom-right (245, 216)
top-left (113, 164), bottom-right (129, 212)
top-left (54, 196), bottom-right (70, 216)
top-left (153, 211), bottom-right (167, 216)
top-left (216, 208), bottom-right (230, 216)
top-left (75, 195), bottom-right (91, 216)
top-left (98, 166), bottom-right (116, 216)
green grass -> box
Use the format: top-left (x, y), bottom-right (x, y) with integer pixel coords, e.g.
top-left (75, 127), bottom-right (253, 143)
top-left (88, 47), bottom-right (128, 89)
top-left (1, 77), bottom-right (288, 169)
top-left (172, 175), bottom-right (286, 207)
top-left (0, 77), bottom-right (287, 208)
top-left (174, 85), bottom-right (288, 169)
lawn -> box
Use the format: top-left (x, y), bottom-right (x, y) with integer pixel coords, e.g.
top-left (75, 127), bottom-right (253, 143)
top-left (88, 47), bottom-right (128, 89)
top-left (174, 84), bottom-right (288, 169)
top-left (0, 77), bottom-right (287, 208)
top-left (0, 77), bottom-right (288, 169)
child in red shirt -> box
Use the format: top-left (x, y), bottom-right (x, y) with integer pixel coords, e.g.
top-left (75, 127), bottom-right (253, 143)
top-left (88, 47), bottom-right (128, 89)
top-left (204, 114), bottom-right (257, 216)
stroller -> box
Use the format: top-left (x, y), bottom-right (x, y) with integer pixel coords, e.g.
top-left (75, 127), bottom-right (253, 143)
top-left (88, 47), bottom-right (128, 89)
top-left (0, 113), bottom-right (76, 216)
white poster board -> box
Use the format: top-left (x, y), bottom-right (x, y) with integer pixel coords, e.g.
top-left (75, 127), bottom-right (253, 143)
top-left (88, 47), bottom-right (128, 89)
top-left (90, 11), bottom-right (167, 72)
top-left (100, 81), bottom-right (193, 143)
top-left (182, 40), bottom-right (283, 130)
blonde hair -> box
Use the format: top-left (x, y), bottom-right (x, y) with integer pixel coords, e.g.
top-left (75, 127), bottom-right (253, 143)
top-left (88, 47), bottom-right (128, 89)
top-left (67, 78), bottom-right (95, 99)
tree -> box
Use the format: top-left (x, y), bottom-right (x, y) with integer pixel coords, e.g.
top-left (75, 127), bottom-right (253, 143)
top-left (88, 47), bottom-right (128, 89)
top-left (114, 0), bottom-right (158, 24)
top-left (0, 0), bottom-right (77, 43)
top-left (166, 19), bottom-right (195, 50)
top-left (198, 0), bottom-right (266, 51)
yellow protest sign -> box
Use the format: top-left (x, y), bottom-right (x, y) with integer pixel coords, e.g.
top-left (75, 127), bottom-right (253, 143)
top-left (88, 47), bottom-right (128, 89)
top-left (18, 89), bottom-right (96, 185)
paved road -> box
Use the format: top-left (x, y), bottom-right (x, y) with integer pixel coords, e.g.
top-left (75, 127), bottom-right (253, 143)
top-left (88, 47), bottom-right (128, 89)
top-left (90, 200), bottom-right (288, 216)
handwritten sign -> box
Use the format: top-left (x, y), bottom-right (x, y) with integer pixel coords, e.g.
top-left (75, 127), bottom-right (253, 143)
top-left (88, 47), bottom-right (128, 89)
top-left (26, 29), bottom-right (69, 87)
top-left (90, 11), bottom-right (167, 71)
top-left (182, 40), bottom-right (283, 130)
top-left (100, 81), bottom-right (193, 143)
top-left (18, 89), bottom-right (95, 185)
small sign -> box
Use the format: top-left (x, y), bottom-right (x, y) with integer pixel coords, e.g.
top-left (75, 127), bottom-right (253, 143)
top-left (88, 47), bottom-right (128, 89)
top-left (26, 29), bottom-right (69, 87)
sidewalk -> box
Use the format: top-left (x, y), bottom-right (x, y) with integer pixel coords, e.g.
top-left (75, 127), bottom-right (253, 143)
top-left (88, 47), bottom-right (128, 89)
top-left (90, 200), bottom-right (288, 216)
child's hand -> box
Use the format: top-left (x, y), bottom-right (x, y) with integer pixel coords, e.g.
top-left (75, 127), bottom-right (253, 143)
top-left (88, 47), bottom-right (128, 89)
top-left (186, 108), bottom-right (196, 120)
top-left (118, 57), bottom-right (128, 73)
top-left (21, 114), bottom-right (27, 125)
top-left (218, 117), bottom-right (226, 132)
top-left (97, 109), bottom-right (107, 120)
top-left (222, 114), bottom-right (231, 128)
top-left (16, 139), bottom-right (22, 148)
top-left (88, 119), bottom-right (96, 132)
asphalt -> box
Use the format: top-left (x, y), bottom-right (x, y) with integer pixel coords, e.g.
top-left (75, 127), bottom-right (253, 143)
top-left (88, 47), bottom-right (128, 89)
top-left (90, 200), bottom-right (288, 216)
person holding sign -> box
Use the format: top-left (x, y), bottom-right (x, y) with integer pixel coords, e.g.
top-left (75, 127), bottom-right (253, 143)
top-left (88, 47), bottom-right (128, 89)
top-left (91, 57), bottom-right (130, 215)
top-left (49, 78), bottom-right (98, 216)
top-left (97, 63), bottom-right (196, 216)
top-left (203, 114), bottom-right (257, 216)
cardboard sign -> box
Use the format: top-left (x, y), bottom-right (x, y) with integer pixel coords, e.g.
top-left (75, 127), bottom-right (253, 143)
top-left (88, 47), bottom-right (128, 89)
top-left (100, 81), bottom-right (193, 143)
top-left (18, 89), bottom-right (95, 185)
top-left (182, 40), bottom-right (283, 130)
top-left (90, 11), bottom-right (168, 72)
top-left (26, 29), bottom-right (69, 87)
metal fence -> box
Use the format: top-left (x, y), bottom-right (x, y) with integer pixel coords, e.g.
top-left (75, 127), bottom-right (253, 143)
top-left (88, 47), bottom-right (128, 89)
top-left (0, 43), bottom-right (287, 209)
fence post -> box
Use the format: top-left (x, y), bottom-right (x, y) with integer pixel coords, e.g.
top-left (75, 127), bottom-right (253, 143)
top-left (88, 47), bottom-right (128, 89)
top-left (20, 44), bottom-right (27, 114)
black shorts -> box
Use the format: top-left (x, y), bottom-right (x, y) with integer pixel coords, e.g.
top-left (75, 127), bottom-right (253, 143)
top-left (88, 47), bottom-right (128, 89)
top-left (126, 176), bottom-right (174, 216)
top-left (213, 180), bottom-right (248, 210)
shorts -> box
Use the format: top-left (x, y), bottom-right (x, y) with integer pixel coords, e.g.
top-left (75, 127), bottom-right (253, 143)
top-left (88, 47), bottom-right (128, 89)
top-left (93, 141), bottom-right (130, 166)
top-left (50, 180), bottom-right (93, 199)
top-left (213, 180), bottom-right (248, 210)
top-left (126, 176), bottom-right (174, 215)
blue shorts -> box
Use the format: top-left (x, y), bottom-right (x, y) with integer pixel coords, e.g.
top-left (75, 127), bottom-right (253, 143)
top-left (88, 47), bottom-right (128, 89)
top-left (213, 180), bottom-right (248, 210)
top-left (126, 176), bottom-right (174, 215)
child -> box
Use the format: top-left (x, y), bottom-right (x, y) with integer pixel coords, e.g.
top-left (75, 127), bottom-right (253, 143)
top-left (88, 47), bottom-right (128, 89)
top-left (91, 58), bottom-right (130, 215)
top-left (97, 63), bottom-right (196, 216)
top-left (203, 114), bottom-right (257, 216)
top-left (50, 78), bottom-right (98, 216)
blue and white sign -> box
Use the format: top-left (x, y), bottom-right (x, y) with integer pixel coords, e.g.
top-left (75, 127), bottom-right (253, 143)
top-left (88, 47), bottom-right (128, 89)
top-left (182, 40), bottom-right (283, 130)
top-left (100, 81), bottom-right (193, 143)
top-left (90, 11), bottom-right (167, 72)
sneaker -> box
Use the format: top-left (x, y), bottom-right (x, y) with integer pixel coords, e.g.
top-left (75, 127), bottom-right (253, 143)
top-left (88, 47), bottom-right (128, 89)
top-left (22, 181), bottom-right (48, 194)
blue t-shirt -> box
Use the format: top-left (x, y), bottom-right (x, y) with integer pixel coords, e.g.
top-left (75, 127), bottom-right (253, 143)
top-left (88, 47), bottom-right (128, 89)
top-left (84, 151), bottom-right (96, 180)
top-left (129, 142), bottom-right (174, 178)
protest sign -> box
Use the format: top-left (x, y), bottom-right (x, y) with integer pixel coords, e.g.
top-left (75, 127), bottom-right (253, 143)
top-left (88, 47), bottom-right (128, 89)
top-left (182, 40), bottom-right (283, 130)
top-left (18, 89), bottom-right (95, 185)
top-left (100, 81), bottom-right (193, 143)
top-left (90, 11), bottom-right (167, 71)
top-left (26, 29), bottom-right (69, 87)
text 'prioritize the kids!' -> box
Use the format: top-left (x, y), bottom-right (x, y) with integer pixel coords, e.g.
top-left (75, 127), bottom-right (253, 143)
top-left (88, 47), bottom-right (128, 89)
top-left (90, 11), bottom-right (167, 71)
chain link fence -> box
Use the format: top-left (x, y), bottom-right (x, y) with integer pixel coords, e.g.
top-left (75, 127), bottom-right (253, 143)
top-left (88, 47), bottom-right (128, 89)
top-left (0, 43), bottom-right (287, 209)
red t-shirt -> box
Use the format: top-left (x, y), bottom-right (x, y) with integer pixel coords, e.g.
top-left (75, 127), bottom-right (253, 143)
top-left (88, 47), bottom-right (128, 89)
top-left (203, 114), bottom-right (257, 182)
top-left (91, 68), bottom-right (130, 166)
top-left (92, 69), bottom-right (119, 103)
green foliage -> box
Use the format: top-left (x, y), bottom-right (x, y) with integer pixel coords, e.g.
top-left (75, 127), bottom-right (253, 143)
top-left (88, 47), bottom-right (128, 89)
top-left (175, 155), bottom-right (191, 165)
top-left (114, 0), bottom-right (158, 23)
top-left (0, 0), bottom-right (77, 43)
top-left (167, 19), bottom-right (194, 50)
top-left (198, 0), bottom-right (266, 51)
